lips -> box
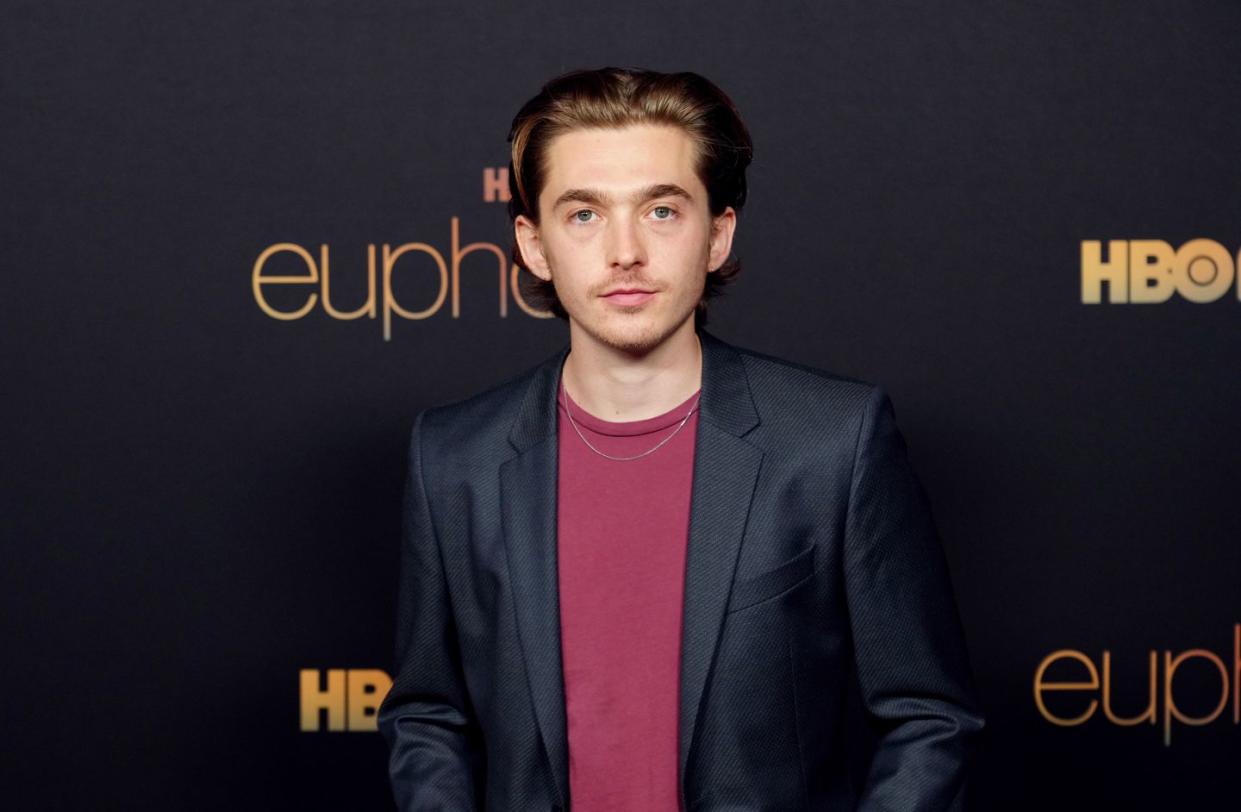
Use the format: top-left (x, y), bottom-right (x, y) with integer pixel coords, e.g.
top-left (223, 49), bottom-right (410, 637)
top-left (602, 289), bottom-right (657, 306)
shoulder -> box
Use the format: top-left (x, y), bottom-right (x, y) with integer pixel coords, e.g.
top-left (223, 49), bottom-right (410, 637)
top-left (728, 339), bottom-right (880, 421)
top-left (411, 347), bottom-right (561, 463)
top-left (713, 336), bottom-right (893, 461)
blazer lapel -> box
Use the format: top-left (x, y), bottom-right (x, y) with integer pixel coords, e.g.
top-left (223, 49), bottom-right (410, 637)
top-left (499, 328), bottom-right (763, 810)
top-left (500, 340), bottom-right (571, 808)
top-left (675, 329), bottom-right (763, 806)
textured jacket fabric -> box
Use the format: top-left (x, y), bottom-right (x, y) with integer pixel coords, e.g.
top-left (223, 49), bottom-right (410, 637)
top-left (378, 326), bottom-right (985, 811)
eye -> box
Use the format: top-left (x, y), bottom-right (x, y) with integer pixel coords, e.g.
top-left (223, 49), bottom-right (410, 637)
top-left (571, 209), bottom-right (596, 224)
top-left (651, 205), bottom-right (676, 220)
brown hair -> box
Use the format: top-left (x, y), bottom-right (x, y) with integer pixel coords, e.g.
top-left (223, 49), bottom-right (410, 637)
top-left (506, 67), bottom-right (754, 327)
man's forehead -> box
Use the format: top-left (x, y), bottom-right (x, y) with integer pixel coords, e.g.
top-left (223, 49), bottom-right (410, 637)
top-left (541, 124), bottom-right (701, 194)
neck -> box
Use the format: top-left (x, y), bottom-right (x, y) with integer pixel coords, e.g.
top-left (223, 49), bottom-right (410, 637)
top-left (561, 318), bottom-right (702, 422)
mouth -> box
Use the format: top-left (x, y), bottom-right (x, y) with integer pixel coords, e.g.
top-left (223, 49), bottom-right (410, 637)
top-left (601, 288), bottom-right (657, 306)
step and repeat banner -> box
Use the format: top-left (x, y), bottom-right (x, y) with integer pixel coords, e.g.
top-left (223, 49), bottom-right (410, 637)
top-left (4, 2), bottom-right (1238, 809)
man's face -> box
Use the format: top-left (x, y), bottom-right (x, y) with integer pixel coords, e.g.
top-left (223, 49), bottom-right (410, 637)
top-left (515, 123), bottom-right (735, 356)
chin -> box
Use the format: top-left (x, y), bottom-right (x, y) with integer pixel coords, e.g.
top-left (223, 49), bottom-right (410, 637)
top-left (586, 312), bottom-right (692, 357)
top-left (602, 331), bottom-right (665, 356)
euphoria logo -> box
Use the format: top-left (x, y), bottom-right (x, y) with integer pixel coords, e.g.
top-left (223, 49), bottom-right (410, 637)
top-left (253, 168), bottom-right (549, 341)
top-left (1034, 624), bottom-right (1240, 745)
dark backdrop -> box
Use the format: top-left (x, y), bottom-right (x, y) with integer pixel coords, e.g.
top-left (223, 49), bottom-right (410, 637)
top-left (3, 1), bottom-right (1239, 809)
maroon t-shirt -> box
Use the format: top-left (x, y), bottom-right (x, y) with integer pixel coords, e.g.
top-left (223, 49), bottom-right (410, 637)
top-left (556, 374), bottom-right (701, 811)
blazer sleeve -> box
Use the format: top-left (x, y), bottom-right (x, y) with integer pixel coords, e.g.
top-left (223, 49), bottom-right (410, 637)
top-left (843, 386), bottom-right (986, 811)
top-left (377, 409), bottom-right (483, 810)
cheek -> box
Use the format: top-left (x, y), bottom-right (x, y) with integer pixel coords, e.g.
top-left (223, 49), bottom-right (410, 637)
top-left (669, 234), bottom-right (713, 276)
top-left (548, 230), bottom-right (595, 261)
top-left (543, 246), bottom-right (595, 299)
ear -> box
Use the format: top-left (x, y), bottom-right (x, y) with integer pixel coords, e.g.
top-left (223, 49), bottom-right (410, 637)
top-left (514, 215), bottom-right (552, 281)
top-left (707, 207), bottom-right (737, 273)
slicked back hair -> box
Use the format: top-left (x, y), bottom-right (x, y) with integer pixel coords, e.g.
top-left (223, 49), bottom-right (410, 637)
top-left (506, 67), bottom-right (754, 327)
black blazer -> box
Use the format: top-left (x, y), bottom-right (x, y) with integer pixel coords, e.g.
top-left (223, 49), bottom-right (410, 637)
top-left (378, 327), bottom-right (985, 811)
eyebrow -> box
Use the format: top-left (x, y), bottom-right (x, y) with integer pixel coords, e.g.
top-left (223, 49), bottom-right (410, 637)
top-left (551, 183), bottom-right (694, 211)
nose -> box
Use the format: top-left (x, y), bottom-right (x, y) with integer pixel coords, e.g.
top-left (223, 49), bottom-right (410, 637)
top-left (606, 213), bottom-right (646, 270)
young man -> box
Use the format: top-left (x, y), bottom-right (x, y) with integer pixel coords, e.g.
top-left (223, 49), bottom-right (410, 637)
top-left (379, 67), bottom-right (984, 811)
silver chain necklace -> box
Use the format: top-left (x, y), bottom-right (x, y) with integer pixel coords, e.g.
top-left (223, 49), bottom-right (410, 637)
top-left (561, 377), bottom-right (702, 461)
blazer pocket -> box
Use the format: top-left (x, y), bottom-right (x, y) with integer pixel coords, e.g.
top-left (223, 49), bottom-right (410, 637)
top-left (726, 542), bottom-right (816, 613)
